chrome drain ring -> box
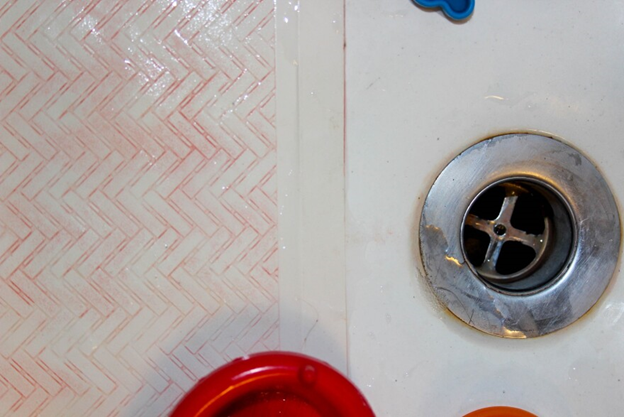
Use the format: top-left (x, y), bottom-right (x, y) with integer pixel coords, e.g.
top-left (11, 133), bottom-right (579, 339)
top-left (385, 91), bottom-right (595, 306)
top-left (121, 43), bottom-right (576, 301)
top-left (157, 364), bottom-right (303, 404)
top-left (419, 133), bottom-right (621, 338)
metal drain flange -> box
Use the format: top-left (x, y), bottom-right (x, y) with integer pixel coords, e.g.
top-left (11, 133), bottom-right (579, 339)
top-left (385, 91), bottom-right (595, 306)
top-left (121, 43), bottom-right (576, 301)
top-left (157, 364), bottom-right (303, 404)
top-left (419, 133), bottom-right (621, 338)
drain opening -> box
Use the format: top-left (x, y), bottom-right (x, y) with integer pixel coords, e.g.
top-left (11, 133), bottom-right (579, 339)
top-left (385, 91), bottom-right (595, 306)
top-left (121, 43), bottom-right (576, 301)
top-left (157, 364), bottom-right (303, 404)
top-left (462, 179), bottom-right (574, 293)
top-left (420, 133), bottom-right (621, 337)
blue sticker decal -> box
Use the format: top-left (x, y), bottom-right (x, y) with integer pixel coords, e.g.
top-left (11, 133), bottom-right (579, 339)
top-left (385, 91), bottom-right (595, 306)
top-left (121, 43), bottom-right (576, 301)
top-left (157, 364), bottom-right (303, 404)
top-left (412, 0), bottom-right (475, 21)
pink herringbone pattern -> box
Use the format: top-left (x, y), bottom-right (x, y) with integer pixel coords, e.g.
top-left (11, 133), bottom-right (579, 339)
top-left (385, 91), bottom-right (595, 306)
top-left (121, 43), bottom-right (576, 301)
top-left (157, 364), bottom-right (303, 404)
top-left (0, 0), bottom-right (277, 415)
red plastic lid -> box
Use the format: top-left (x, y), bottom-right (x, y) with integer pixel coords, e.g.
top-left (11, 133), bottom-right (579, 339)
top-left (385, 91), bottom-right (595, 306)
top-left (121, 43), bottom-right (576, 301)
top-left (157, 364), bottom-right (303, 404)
top-left (464, 406), bottom-right (537, 417)
top-left (170, 351), bottom-right (375, 417)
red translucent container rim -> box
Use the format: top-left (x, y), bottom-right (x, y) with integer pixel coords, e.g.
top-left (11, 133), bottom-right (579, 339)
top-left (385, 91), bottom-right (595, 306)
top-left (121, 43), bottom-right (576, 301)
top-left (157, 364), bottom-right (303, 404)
top-left (170, 351), bottom-right (375, 417)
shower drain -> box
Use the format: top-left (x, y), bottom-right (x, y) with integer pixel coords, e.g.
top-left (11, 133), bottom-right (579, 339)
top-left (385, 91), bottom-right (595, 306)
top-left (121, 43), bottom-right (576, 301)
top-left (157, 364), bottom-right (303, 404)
top-left (462, 179), bottom-right (574, 292)
top-left (419, 133), bottom-right (620, 338)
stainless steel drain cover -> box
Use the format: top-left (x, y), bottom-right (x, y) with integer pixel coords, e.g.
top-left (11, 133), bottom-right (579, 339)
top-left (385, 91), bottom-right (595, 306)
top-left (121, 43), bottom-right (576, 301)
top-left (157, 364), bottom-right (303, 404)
top-left (419, 133), bottom-right (621, 338)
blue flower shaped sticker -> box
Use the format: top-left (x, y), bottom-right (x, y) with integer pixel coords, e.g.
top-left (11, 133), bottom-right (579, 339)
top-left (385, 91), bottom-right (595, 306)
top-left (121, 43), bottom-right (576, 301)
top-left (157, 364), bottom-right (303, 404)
top-left (412, 0), bottom-right (475, 21)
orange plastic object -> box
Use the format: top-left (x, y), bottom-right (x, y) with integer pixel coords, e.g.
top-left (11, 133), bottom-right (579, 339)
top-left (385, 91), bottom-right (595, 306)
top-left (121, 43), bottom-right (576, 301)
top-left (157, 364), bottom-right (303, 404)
top-left (170, 351), bottom-right (375, 417)
top-left (464, 406), bottom-right (537, 417)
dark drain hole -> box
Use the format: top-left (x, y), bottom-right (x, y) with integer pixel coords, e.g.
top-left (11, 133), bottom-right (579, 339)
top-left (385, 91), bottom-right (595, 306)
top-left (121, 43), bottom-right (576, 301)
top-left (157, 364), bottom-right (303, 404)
top-left (468, 186), bottom-right (505, 220)
top-left (462, 178), bottom-right (574, 293)
top-left (463, 227), bottom-right (490, 266)
top-left (464, 183), bottom-right (548, 276)
top-left (497, 242), bottom-right (536, 275)
top-left (511, 193), bottom-right (548, 235)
